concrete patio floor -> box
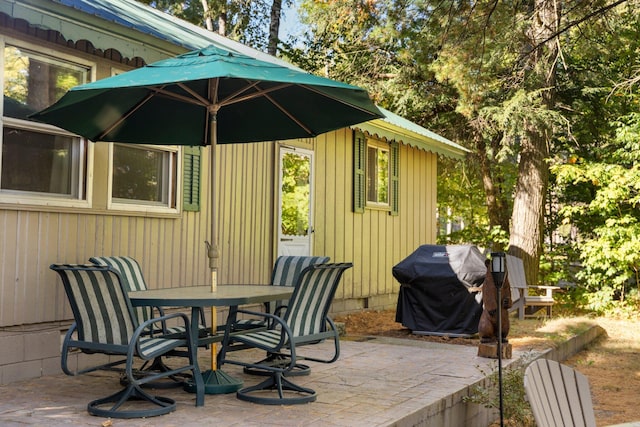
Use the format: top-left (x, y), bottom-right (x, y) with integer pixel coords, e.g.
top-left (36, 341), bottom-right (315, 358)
top-left (0, 328), bottom-right (604, 427)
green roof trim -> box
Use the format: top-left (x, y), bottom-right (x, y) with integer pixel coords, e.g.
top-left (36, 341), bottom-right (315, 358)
top-left (353, 107), bottom-right (468, 159)
top-left (51, 0), bottom-right (304, 68)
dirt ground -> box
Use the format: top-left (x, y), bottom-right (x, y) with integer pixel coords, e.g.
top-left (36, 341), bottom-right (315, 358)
top-left (334, 309), bottom-right (640, 426)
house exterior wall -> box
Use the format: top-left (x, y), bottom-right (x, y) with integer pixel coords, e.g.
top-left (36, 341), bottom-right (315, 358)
top-left (0, 2), bottom-right (440, 385)
top-left (313, 128), bottom-right (438, 314)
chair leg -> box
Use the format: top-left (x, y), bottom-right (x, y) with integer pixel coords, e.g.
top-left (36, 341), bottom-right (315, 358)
top-left (243, 353), bottom-right (311, 377)
top-left (243, 323), bottom-right (340, 377)
top-left (120, 357), bottom-right (191, 389)
top-left (236, 372), bottom-right (317, 405)
top-left (87, 383), bottom-right (176, 418)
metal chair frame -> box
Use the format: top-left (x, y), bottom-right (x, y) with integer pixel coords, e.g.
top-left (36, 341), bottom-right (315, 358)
top-left (219, 262), bottom-right (352, 405)
top-left (236, 255), bottom-right (330, 377)
top-left (89, 256), bottom-right (208, 387)
top-left (51, 264), bottom-right (204, 418)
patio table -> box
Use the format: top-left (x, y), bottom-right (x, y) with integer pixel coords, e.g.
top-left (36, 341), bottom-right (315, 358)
top-left (129, 285), bottom-right (293, 395)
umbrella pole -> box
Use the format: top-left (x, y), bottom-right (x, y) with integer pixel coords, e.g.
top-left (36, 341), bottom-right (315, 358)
top-left (209, 113), bottom-right (219, 372)
top-left (199, 110), bottom-right (243, 394)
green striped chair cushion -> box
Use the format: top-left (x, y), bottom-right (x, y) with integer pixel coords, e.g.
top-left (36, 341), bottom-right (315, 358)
top-left (283, 263), bottom-right (343, 337)
top-left (90, 256), bottom-right (207, 338)
top-left (231, 329), bottom-right (285, 351)
top-left (54, 265), bottom-right (137, 346)
top-left (89, 256), bottom-right (152, 324)
top-left (233, 263), bottom-right (349, 351)
top-left (271, 256), bottom-right (331, 287)
top-left (89, 256), bottom-right (147, 291)
top-left (138, 336), bottom-right (184, 359)
top-left (234, 256), bottom-right (329, 329)
top-left (269, 255), bottom-right (330, 313)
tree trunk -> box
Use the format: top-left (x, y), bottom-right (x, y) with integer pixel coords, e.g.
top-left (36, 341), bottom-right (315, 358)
top-left (509, 128), bottom-right (550, 284)
top-left (201, 0), bottom-right (214, 32)
top-left (218, 2), bottom-right (227, 36)
top-left (268, 0), bottom-right (283, 56)
top-left (509, 0), bottom-right (559, 285)
top-left (476, 132), bottom-right (510, 248)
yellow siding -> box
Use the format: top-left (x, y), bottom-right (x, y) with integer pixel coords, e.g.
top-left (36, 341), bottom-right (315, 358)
top-left (215, 142), bottom-right (276, 285)
top-left (0, 143), bottom-right (278, 327)
top-left (313, 129), bottom-right (438, 308)
top-left (0, 128), bottom-right (439, 328)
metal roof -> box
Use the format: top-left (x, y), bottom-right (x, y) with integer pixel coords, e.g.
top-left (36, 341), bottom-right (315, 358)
top-left (52, 0), bottom-right (301, 68)
top-left (354, 107), bottom-right (469, 159)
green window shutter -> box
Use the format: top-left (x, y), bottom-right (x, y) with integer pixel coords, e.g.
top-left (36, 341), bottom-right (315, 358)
top-left (353, 130), bottom-right (366, 213)
top-left (183, 146), bottom-right (201, 212)
top-left (390, 141), bottom-right (399, 216)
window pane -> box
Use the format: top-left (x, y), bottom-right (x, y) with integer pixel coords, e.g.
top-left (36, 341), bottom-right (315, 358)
top-left (3, 46), bottom-right (86, 119)
top-left (113, 145), bottom-right (174, 205)
top-left (1, 127), bottom-right (81, 195)
top-left (377, 149), bottom-right (389, 204)
top-left (366, 145), bottom-right (389, 205)
top-left (367, 146), bottom-right (378, 202)
top-left (281, 152), bottom-right (311, 236)
top-left (1, 46), bottom-right (88, 200)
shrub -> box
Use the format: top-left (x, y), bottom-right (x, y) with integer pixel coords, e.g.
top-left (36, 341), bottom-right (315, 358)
top-left (463, 352), bottom-right (537, 427)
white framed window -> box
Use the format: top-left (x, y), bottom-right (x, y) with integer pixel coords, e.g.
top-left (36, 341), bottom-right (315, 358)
top-left (0, 41), bottom-right (93, 208)
top-left (108, 143), bottom-right (179, 214)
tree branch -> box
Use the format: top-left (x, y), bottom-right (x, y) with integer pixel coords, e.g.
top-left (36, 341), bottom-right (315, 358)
top-left (526, 0), bottom-right (630, 54)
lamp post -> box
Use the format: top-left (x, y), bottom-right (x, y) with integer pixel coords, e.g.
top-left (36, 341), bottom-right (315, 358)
top-left (490, 252), bottom-right (506, 427)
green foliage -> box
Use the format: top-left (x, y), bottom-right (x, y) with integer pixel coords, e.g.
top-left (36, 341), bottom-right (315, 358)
top-left (538, 243), bottom-right (580, 289)
top-left (463, 354), bottom-right (536, 427)
top-left (140, 0), bottom-right (277, 51)
top-left (438, 224), bottom-right (509, 251)
top-left (151, 0), bottom-right (640, 313)
top-left (552, 112), bottom-right (640, 311)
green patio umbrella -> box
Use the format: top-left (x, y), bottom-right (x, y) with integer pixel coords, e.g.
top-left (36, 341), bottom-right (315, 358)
top-left (31, 44), bottom-right (381, 393)
top-left (32, 44), bottom-right (380, 284)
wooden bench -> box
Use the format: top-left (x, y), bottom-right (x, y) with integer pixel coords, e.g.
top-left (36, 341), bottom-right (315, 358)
top-left (506, 255), bottom-right (559, 320)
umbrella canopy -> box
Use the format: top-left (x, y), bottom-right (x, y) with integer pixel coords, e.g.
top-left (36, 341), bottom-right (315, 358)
top-left (31, 44), bottom-right (382, 288)
top-left (31, 45), bottom-right (381, 145)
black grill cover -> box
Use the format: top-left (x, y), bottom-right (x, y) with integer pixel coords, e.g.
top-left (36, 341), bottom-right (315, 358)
top-left (393, 245), bottom-right (486, 337)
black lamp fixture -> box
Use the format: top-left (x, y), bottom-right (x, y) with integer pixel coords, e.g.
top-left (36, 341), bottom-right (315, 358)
top-left (491, 252), bottom-right (506, 288)
top-left (490, 251), bottom-right (506, 427)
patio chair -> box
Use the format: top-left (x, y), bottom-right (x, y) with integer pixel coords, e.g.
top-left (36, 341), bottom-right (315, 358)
top-left (524, 358), bottom-right (596, 427)
top-left (234, 255), bottom-right (330, 329)
top-left (50, 264), bottom-right (203, 418)
top-left (89, 256), bottom-right (208, 333)
top-left (219, 262), bottom-right (353, 405)
top-left (89, 256), bottom-right (208, 385)
top-left (234, 255), bottom-right (330, 376)
top-left (506, 254), bottom-right (560, 319)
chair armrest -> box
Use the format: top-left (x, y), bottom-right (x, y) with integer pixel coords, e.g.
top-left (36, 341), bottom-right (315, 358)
top-left (530, 285), bottom-right (560, 298)
top-left (132, 312), bottom-right (191, 360)
top-left (230, 309), bottom-right (292, 351)
top-left (151, 306), bottom-right (207, 335)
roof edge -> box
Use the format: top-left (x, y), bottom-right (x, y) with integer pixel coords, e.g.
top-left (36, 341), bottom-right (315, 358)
top-left (353, 107), bottom-right (469, 159)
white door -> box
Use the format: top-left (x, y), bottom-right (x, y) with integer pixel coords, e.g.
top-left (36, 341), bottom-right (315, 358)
top-left (277, 147), bottom-right (313, 257)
